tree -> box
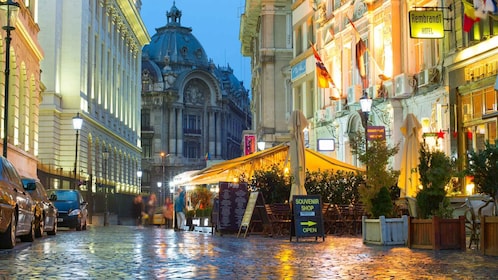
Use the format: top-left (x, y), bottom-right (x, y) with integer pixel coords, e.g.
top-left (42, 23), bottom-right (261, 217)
top-left (350, 133), bottom-right (399, 217)
top-left (416, 143), bottom-right (456, 218)
top-left (466, 142), bottom-right (498, 200)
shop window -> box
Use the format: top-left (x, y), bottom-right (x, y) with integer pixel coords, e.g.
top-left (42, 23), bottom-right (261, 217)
top-left (462, 95), bottom-right (472, 122)
top-left (484, 88), bottom-right (496, 113)
top-left (472, 91), bottom-right (483, 119)
top-left (488, 121), bottom-right (497, 145)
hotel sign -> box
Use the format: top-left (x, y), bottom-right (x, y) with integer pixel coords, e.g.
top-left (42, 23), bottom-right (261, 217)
top-left (409, 10), bottom-right (444, 39)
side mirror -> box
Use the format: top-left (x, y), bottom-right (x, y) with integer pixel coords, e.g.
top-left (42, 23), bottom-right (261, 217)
top-left (49, 194), bottom-right (57, 201)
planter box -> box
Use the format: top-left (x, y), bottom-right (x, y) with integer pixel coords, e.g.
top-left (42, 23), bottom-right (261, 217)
top-left (408, 216), bottom-right (466, 250)
top-left (362, 215), bottom-right (408, 245)
top-left (480, 216), bottom-right (498, 256)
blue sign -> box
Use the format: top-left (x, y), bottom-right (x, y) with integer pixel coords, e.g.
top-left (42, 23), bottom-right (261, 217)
top-left (291, 60), bottom-right (306, 80)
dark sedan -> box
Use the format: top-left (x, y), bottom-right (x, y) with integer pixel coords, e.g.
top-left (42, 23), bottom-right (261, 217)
top-left (0, 157), bottom-right (36, 249)
top-left (47, 189), bottom-right (88, 231)
top-left (21, 178), bottom-right (58, 237)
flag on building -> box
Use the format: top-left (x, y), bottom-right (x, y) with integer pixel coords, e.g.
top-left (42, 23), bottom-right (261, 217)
top-left (204, 152), bottom-right (210, 161)
top-left (355, 37), bottom-right (368, 88)
top-left (463, 1), bottom-right (480, 32)
top-left (311, 43), bottom-right (335, 89)
top-left (473, 0), bottom-right (497, 19)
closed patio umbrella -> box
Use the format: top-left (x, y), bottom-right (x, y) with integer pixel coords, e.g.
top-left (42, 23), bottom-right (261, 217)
top-left (289, 110), bottom-right (309, 202)
top-left (398, 113), bottom-right (422, 197)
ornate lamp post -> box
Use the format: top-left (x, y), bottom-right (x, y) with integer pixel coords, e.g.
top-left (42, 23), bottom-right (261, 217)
top-left (157, 181), bottom-right (162, 209)
top-left (160, 152), bottom-right (166, 206)
top-left (102, 147), bottom-right (109, 226)
top-left (137, 170), bottom-right (142, 194)
top-left (72, 113), bottom-right (83, 189)
top-left (360, 92), bottom-right (372, 171)
top-left (0, 0), bottom-right (19, 158)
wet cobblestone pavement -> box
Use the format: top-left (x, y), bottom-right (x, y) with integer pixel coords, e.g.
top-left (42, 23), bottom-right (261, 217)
top-left (0, 225), bottom-right (497, 279)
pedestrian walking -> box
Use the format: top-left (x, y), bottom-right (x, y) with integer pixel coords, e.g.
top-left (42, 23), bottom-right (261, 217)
top-left (133, 195), bottom-right (145, 227)
top-left (163, 196), bottom-right (174, 229)
top-left (175, 187), bottom-right (186, 230)
top-left (147, 193), bottom-right (157, 226)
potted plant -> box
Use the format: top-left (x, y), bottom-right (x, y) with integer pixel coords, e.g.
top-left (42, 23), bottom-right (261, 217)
top-left (189, 186), bottom-right (213, 229)
top-left (350, 135), bottom-right (407, 245)
top-left (466, 141), bottom-right (498, 256)
top-left (408, 143), bottom-right (466, 250)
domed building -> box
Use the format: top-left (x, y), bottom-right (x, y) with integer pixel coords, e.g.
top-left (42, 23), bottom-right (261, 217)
top-left (140, 3), bottom-right (252, 196)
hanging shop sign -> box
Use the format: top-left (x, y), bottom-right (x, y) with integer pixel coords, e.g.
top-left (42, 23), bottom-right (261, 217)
top-left (409, 10), bottom-right (444, 39)
top-left (367, 126), bottom-right (386, 141)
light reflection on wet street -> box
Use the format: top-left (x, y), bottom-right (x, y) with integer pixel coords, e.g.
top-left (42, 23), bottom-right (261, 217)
top-left (0, 225), bottom-right (497, 279)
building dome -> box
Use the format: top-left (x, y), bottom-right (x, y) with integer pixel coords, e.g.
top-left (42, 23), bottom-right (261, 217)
top-left (142, 2), bottom-right (209, 69)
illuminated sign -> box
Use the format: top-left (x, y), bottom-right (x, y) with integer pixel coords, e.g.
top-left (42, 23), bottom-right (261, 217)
top-left (244, 134), bottom-right (256, 155)
top-left (367, 126), bottom-right (386, 141)
top-left (317, 139), bottom-right (335, 151)
top-left (409, 10), bottom-right (444, 39)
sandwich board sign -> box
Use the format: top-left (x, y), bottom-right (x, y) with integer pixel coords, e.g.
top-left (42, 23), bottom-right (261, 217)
top-left (291, 195), bottom-right (325, 242)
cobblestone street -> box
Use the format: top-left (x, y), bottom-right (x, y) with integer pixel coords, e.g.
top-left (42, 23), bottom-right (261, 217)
top-left (0, 225), bottom-right (497, 279)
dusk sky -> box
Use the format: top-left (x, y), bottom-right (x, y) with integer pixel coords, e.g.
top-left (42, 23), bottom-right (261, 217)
top-left (140, 0), bottom-right (252, 91)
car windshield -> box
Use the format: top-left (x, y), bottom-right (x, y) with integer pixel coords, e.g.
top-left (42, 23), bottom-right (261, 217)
top-left (52, 191), bottom-right (77, 201)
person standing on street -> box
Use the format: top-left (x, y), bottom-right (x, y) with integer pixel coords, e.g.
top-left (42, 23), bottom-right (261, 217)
top-left (133, 195), bottom-right (145, 227)
top-left (175, 187), bottom-right (186, 230)
top-left (147, 193), bottom-right (157, 226)
top-left (163, 196), bottom-right (174, 229)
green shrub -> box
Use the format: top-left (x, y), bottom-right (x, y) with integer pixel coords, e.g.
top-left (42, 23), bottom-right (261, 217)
top-left (416, 143), bottom-right (456, 218)
top-left (371, 186), bottom-right (393, 218)
top-left (466, 142), bottom-right (498, 200)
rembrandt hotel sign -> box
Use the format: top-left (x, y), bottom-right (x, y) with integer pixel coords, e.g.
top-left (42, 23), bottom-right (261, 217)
top-left (409, 10), bottom-right (444, 39)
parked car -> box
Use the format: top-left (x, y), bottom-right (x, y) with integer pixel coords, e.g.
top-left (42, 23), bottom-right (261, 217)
top-left (21, 178), bottom-right (58, 237)
top-left (47, 189), bottom-right (88, 231)
top-left (0, 157), bottom-right (36, 249)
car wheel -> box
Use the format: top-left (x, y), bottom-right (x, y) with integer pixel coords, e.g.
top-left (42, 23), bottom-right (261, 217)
top-left (47, 220), bottom-right (57, 236)
top-left (20, 221), bottom-right (35, 242)
top-left (76, 218), bottom-right (82, 231)
top-left (35, 215), bottom-right (44, 238)
top-left (0, 211), bottom-right (16, 249)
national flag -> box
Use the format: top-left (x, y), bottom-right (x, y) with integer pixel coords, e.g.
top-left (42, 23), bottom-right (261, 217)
top-left (310, 43), bottom-right (335, 89)
top-left (355, 38), bottom-right (368, 88)
top-left (204, 152), bottom-right (210, 161)
top-left (463, 1), bottom-right (480, 32)
top-left (486, 0), bottom-right (498, 13)
top-left (473, 0), bottom-right (496, 19)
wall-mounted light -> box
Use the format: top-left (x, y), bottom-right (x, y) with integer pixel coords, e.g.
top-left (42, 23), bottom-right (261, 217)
top-left (257, 141), bottom-right (265, 151)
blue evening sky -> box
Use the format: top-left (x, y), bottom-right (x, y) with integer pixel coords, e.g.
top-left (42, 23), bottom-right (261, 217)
top-left (140, 0), bottom-right (252, 92)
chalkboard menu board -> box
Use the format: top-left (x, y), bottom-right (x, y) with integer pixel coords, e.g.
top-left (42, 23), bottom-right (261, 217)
top-left (218, 181), bottom-right (248, 231)
top-left (291, 195), bottom-right (325, 241)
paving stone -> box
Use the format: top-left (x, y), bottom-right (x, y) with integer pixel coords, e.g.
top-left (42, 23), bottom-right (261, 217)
top-left (0, 225), bottom-right (497, 279)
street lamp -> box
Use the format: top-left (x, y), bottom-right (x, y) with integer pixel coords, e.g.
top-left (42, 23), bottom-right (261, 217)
top-left (102, 147), bottom-right (109, 226)
top-left (72, 112), bottom-right (83, 189)
top-left (160, 152), bottom-right (166, 206)
top-left (137, 170), bottom-right (142, 194)
top-left (360, 92), bottom-right (372, 171)
top-left (0, 0), bottom-right (19, 158)
top-left (157, 181), bottom-right (162, 208)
